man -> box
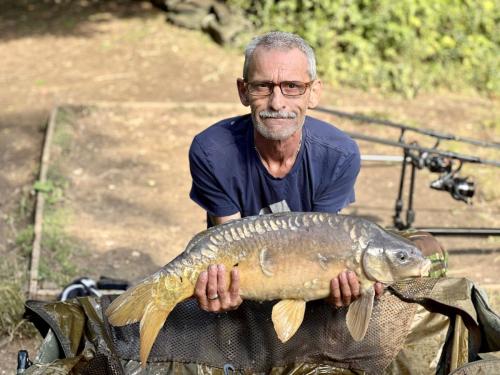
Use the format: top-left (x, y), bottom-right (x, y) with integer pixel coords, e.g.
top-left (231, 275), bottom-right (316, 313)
top-left (189, 31), bottom-right (383, 312)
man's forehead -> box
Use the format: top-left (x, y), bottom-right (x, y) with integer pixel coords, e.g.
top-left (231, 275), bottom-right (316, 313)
top-left (248, 46), bottom-right (309, 79)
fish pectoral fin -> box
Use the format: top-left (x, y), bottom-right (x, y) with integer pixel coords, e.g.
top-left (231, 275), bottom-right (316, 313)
top-left (271, 299), bottom-right (306, 343)
top-left (346, 286), bottom-right (375, 341)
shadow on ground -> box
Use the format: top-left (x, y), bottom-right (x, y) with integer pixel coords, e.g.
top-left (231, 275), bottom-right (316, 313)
top-left (0, 0), bottom-right (158, 42)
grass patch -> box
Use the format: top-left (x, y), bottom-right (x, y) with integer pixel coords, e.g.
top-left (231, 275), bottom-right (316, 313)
top-left (34, 175), bottom-right (79, 286)
top-left (39, 204), bottom-right (79, 286)
top-left (0, 184), bottom-right (38, 343)
top-left (34, 107), bottom-right (83, 286)
top-left (52, 107), bottom-right (75, 153)
top-left (0, 258), bottom-right (37, 345)
top-left (15, 225), bottom-right (34, 257)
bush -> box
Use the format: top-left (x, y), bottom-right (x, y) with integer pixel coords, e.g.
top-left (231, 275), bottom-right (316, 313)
top-left (229, 0), bottom-right (499, 97)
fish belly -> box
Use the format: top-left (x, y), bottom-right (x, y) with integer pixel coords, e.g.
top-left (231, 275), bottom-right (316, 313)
top-left (238, 260), bottom-right (343, 301)
top-left (233, 239), bottom-right (350, 302)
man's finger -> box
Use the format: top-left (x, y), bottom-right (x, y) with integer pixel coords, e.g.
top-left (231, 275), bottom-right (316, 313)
top-left (330, 277), bottom-right (342, 307)
top-left (195, 271), bottom-right (209, 310)
top-left (346, 271), bottom-right (360, 299)
top-left (206, 264), bottom-right (219, 302)
top-left (374, 282), bottom-right (384, 297)
top-left (339, 271), bottom-right (352, 306)
top-left (229, 268), bottom-right (240, 296)
top-left (229, 268), bottom-right (243, 309)
top-left (216, 264), bottom-right (230, 309)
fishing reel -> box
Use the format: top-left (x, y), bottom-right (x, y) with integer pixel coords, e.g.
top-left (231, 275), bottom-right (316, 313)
top-left (424, 154), bottom-right (452, 174)
top-left (430, 173), bottom-right (475, 203)
top-left (426, 157), bottom-right (475, 204)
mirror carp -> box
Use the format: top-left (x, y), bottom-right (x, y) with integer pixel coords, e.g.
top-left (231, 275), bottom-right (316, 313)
top-left (105, 212), bottom-right (431, 365)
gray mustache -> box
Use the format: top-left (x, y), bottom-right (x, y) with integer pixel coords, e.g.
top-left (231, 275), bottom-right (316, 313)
top-left (259, 111), bottom-right (297, 119)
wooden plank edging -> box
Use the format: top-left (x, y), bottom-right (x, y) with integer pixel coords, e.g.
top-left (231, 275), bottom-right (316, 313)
top-left (29, 107), bottom-right (59, 299)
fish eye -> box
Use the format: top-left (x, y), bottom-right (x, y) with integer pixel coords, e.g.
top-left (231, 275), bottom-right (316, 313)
top-left (397, 251), bottom-right (408, 262)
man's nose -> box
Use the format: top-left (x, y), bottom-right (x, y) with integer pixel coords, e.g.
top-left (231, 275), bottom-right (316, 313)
top-left (268, 84), bottom-right (286, 110)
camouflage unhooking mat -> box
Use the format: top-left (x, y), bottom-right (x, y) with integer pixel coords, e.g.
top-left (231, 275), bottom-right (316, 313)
top-left (21, 277), bottom-right (500, 375)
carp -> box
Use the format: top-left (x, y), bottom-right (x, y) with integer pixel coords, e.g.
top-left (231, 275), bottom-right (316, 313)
top-left (105, 212), bottom-right (431, 365)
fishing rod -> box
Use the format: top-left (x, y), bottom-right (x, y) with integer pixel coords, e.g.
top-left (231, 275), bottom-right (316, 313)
top-left (346, 131), bottom-right (500, 167)
top-left (314, 107), bottom-right (500, 149)
top-left (313, 107), bottom-right (500, 235)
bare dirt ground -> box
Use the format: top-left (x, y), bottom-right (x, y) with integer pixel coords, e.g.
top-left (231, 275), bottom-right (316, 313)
top-left (0, 1), bottom-right (499, 373)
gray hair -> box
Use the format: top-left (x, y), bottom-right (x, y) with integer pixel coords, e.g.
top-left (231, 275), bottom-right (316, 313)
top-left (243, 31), bottom-right (317, 81)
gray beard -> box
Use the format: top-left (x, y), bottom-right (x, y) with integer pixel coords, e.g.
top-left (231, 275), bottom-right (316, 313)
top-left (253, 111), bottom-right (303, 141)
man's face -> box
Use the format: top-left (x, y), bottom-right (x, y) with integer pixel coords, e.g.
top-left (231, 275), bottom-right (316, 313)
top-left (237, 47), bottom-right (322, 141)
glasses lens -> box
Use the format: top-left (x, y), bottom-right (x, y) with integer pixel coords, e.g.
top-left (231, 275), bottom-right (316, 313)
top-left (280, 81), bottom-right (306, 96)
top-left (247, 81), bottom-right (309, 96)
top-left (248, 82), bottom-right (273, 96)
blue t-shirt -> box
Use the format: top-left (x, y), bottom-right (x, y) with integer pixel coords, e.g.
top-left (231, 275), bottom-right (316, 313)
top-left (189, 114), bottom-right (360, 219)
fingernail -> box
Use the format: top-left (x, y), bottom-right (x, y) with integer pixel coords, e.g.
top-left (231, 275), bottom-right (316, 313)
top-left (200, 271), bottom-right (207, 280)
top-left (218, 264), bottom-right (225, 271)
top-left (209, 264), bottom-right (216, 271)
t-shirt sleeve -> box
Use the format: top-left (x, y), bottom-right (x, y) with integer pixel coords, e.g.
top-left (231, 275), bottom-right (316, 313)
top-left (189, 137), bottom-right (240, 217)
top-left (313, 150), bottom-right (361, 213)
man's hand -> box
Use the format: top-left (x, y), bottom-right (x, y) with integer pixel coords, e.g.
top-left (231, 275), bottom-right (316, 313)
top-left (328, 270), bottom-right (384, 307)
top-left (194, 264), bottom-right (243, 312)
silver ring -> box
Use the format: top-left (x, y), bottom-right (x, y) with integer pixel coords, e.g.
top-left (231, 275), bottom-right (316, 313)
top-left (208, 294), bottom-right (219, 301)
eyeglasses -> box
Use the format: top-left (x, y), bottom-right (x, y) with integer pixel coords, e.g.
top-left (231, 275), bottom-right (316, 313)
top-left (246, 80), bottom-right (313, 97)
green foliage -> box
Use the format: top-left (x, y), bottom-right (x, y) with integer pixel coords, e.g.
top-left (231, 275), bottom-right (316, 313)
top-left (229, 0), bottom-right (499, 96)
top-left (35, 170), bottom-right (67, 206)
top-left (15, 225), bottom-right (34, 257)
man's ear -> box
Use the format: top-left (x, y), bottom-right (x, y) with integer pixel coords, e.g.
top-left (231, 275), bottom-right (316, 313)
top-left (307, 79), bottom-right (322, 109)
top-left (237, 78), bottom-right (250, 106)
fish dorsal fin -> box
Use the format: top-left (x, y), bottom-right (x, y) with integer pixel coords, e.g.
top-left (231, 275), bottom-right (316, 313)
top-left (271, 299), bottom-right (306, 342)
top-left (346, 286), bottom-right (375, 341)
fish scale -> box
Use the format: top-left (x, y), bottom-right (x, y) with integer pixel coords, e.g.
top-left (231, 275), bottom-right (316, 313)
top-left (106, 212), bottom-right (430, 366)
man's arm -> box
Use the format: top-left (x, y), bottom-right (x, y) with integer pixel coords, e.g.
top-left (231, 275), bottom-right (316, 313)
top-left (209, 212), bottom-right (241, 226)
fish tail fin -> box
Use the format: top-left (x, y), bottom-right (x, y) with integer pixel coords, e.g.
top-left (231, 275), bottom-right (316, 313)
top-left (105, 274), bottom-right (191, 366)
top-left (139, 302), bottom-right (173, 366)
top-left (105, 281), bottom-right (157, 326)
